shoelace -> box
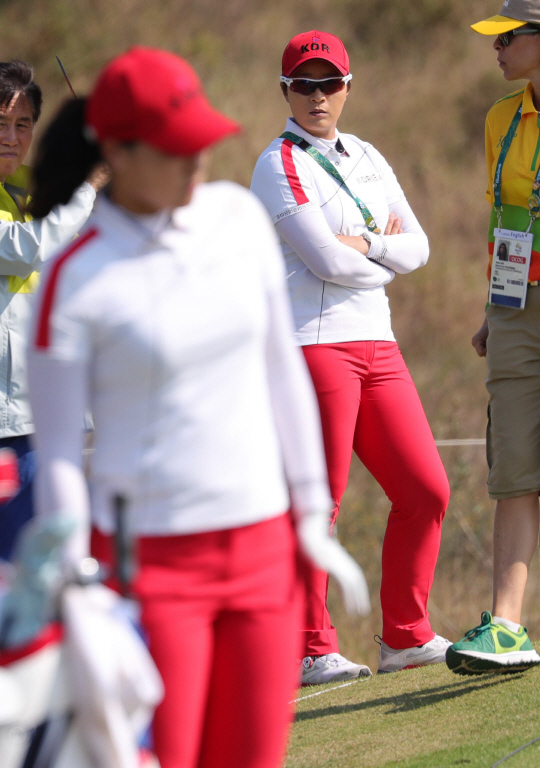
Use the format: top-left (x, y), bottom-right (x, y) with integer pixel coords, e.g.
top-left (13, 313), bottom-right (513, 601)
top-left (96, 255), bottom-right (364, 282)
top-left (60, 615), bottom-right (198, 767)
top-left (464, 618), bottom-right (492, 640)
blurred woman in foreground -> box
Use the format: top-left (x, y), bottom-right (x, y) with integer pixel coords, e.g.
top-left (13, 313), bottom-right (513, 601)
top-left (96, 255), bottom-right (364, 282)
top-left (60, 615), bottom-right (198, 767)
top-left (26, 47), bottom-right (367, 768)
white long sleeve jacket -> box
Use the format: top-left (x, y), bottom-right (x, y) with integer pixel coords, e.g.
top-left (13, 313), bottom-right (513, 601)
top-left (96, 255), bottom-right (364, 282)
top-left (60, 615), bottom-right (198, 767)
top-left (27, 184), bottom-right (332, 562)
top-left (251, 118), bottom-right (429, 345)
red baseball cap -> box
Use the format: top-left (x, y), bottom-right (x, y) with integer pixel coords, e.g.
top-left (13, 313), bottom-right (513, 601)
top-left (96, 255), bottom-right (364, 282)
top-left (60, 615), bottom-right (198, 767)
top-left (282, 31), bottom-right (349, 77)
top-left (86, 47), bottom-right (241, 156)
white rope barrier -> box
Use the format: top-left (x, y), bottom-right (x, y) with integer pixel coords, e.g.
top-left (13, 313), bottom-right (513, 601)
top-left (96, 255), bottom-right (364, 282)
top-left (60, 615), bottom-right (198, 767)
top-left (491, 736), bottom-right (540, 766)
top-left (290, 676), bottom-right (370, 705)
top-left (82, 440), bottom-right (486, 457)
top-left (435, 439), bottom-right (486, 447)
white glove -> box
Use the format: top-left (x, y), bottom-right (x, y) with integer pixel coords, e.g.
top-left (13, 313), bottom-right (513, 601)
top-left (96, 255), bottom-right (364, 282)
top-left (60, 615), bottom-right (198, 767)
top-left (296, 510), bottom-right (371, 616)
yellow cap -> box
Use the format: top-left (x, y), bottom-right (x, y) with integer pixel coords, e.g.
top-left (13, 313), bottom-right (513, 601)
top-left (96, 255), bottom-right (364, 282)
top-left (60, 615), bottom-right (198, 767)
top-left (471, 15), bottom-right (527, 34)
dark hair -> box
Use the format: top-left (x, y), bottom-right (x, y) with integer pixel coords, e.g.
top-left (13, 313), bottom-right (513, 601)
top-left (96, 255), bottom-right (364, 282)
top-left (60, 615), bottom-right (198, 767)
top-left (29, 97), bottom-right (102, 219)
top-left (0, 60), bottom-right (42, 123)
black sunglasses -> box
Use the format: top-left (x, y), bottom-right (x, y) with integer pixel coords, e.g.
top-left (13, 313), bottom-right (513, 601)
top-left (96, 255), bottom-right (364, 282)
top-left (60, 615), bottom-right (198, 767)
top-left (497, 26), bottom-right (540, 47)
top-left (280, 74), bottom-right (352, 96)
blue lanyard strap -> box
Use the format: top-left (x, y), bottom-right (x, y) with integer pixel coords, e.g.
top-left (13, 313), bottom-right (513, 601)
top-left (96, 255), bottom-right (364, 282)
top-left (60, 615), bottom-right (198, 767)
top-left (280, 131), bottom-right (381, 234)
top-left (494, 103), bottom-right (540, 231)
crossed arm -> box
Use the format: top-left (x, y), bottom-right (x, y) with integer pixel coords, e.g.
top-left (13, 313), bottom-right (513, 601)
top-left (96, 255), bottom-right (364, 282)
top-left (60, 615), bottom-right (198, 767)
top-left (275, 196), bottom-right (428, 289)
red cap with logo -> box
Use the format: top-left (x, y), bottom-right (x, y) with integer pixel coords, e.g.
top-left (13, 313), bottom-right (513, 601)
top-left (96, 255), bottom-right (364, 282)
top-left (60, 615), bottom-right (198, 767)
top-left (86, 47), bottom-right (241, 156)
top-left (282, 31), bottom-right (350, 77)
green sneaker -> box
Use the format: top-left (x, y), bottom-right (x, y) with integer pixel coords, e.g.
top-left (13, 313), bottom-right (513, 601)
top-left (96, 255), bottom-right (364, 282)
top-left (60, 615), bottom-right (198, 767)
top-left (446, 611), bottom-right (540, 676)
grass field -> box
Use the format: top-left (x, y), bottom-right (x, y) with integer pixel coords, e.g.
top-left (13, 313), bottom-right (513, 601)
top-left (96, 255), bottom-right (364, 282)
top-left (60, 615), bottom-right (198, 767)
top-left (286, 657), bottom-right (540, 768)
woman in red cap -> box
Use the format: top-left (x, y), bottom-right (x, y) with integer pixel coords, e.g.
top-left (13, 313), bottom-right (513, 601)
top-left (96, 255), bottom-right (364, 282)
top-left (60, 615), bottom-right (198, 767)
top-left (25, 47), bottom-right (368, 768)
top-left (251, 30), bottom-right (451, 681)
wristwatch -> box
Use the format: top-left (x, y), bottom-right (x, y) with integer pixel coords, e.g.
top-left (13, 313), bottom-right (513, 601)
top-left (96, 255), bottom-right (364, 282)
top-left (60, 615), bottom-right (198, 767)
top-left (363, 231), bottom-right (386, 263)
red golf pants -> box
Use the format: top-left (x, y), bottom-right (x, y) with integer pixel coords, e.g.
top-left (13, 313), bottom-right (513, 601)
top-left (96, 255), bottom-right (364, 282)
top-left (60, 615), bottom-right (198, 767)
top-left (92, 513), bottom-right (304, 768)
top-left (302, 341), bottom-right (449, 653)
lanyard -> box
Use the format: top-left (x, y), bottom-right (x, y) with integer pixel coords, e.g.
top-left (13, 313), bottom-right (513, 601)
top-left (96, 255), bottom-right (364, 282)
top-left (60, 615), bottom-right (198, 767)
top-left (280, 131), bottom-right (381, 234)
top-left (494, 104), bottom-right (540, 232)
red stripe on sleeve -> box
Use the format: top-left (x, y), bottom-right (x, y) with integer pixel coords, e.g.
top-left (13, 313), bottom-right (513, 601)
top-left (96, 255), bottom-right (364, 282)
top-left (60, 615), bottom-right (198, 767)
top-left (35, 227), bottom-right (98, 350)
top-left (281, 139), bottom-right (310, 206)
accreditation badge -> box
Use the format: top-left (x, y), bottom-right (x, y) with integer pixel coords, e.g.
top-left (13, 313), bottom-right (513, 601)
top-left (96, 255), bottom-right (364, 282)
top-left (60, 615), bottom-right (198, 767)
top-left (488, 228), bottom-right (533, 310)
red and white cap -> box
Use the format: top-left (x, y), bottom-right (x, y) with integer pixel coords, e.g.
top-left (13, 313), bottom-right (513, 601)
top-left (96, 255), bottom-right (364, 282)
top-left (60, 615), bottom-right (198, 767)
top-left (282, 31), bottom-right (350, 77)
top-left (86, 47), bottom-right (241, 156)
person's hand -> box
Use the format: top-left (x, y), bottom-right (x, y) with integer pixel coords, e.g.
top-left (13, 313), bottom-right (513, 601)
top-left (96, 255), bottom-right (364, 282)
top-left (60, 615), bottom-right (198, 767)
top-left (296, 512), bottom-right (371, 616)
top-left (86, 163), bottom-right (110, 193)
top-left (472, 317), bottom-right (489, 357)
top-left (384, 212), bottom-right (403, 235)
top-left (335, 212), bottom-right (402, 253)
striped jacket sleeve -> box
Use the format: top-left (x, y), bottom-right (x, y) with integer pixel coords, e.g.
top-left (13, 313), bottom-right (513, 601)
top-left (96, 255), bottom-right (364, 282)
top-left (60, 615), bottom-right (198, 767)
top-left (251, 141), bottom-right (317, 223)
top-left (27, 229), bottom-right (98, 564)
top-left (31, 227), bottom-right (98, 362)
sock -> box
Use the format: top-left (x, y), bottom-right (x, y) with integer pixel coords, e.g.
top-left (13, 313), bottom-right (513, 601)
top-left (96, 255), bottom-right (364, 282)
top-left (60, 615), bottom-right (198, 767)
top-left (493, 615), bottom-right (521, 633)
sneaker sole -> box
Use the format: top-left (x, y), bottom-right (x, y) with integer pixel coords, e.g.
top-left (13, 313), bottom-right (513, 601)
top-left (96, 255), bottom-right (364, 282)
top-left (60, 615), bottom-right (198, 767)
top-left (377, 656), bottom-right (449, 674)
top-left (302, 665), bottom-right (372, 686)
top-left (446, 646), bottom-right (540, 676)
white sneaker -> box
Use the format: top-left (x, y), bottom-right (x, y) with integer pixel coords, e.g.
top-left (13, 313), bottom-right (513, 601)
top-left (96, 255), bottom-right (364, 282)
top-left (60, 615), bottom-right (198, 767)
top-left (377, 634), bottom-right (452, 673)
top-left (301, 653), bottom-right (372, 685)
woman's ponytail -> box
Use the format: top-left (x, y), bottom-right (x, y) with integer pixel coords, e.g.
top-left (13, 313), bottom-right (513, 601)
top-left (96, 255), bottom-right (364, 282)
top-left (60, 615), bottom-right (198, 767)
top-left (29, 97), bottom-right (102, 219)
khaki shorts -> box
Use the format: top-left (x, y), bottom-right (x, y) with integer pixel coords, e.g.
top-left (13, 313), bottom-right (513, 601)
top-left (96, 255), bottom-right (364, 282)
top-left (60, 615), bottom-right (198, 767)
top-left (486, 287), bottom-right (540, 499)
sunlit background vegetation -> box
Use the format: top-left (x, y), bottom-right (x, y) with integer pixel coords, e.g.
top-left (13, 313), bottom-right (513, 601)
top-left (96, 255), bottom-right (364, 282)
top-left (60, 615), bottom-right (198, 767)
top-left (2, 0), bottom-right (538, 672)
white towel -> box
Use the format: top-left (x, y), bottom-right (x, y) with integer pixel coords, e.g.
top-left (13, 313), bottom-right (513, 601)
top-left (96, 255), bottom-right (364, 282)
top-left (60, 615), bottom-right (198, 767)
top-left (62, 584), bottom-right (164, 768)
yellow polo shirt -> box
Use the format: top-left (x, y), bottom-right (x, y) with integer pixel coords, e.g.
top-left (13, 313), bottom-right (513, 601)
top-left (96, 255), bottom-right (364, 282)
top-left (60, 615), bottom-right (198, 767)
top-left (486, 81), bottom-right (540, 282)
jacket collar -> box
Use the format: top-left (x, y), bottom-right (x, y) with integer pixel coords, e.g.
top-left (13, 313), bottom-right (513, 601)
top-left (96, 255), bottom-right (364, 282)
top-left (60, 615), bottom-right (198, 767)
top-left (92, 193), bottom-right (190, 255)
top-left (284, 117), bottom-right (349, 156)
